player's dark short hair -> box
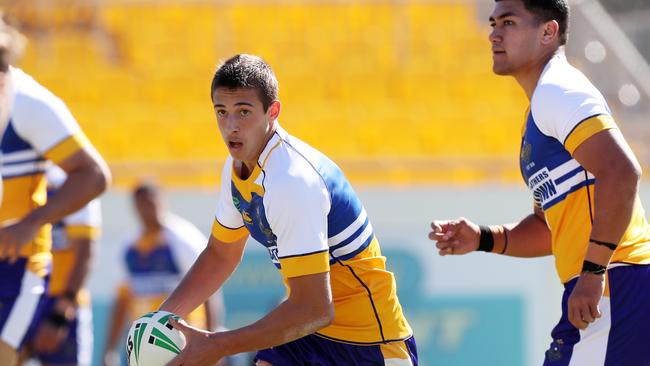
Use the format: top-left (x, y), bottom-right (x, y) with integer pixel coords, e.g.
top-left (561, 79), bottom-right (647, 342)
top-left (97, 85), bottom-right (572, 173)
top-left (497, 0), bottom-right (569, 45)
top-left (210, 54), bottom-right (279, 111)
top-left (133, 181), bottom-right (160, 199)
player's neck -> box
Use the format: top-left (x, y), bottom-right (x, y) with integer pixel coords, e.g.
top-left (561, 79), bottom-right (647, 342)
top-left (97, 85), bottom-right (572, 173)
top-left (237, 122), bottom-right (278, 180)
top-left (515, 48), bottom-right (561, 100)
top-left (143, 217), bottom-right (164, 233)
top-left (238, 160), bottom-right (256, 180)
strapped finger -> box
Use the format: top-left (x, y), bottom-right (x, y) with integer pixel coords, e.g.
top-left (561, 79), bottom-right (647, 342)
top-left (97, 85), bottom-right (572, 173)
top-left (431, 221), bottom-right (444, 233)
top-left (435, 240), bottom-right (454, 250)
top-left (430, 231), bottom-right (449, 241)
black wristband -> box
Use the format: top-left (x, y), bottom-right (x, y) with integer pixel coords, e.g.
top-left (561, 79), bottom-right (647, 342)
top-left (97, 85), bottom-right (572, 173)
top-left (47, 312), bottom-right (71, 328)
top-left (590, 239), bottom-right (618, 251)
top-left (477, 225), bottom-right (495, 252)
top-left (581, 260), bottom-right (607, 275)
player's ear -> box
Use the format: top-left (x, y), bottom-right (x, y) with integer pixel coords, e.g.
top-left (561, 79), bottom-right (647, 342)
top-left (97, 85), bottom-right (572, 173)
top-left (541, 20), bottom-right (560, 45)
top-left (268, 100), bottom-right (281, 120)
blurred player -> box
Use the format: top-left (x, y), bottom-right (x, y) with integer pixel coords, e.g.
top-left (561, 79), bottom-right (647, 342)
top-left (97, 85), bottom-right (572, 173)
top-left (0, 14), bottom-right (26, 203)
top-left (23, 165), bottom-right (101, 366)
top-left (429, 1), bottom-right (650, 365)
top-left (161, 54), bottom-right (417, 366)
top-left (103, 182), bottom-right (224, 366)
top-left (0, 18), bottom-right (111, 366)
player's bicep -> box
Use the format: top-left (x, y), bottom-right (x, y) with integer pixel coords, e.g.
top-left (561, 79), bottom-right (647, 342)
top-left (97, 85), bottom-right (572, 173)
top-left (572, 128), bottom-right (641, 181)
top-left (56, 143), bottom-right (108, 177)
top-left (206, 233), bottom-right (247, 267)
top-left (286, 272), bottom-right (332, 308)
top-left (534, 204), bottom-right (546, 224)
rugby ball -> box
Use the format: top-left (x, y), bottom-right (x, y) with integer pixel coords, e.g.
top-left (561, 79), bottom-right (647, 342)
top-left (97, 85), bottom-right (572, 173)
top-left (126, 311), bottom-right (186, 366)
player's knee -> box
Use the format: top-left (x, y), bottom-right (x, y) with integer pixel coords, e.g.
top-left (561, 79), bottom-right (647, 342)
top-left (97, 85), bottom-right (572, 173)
top-left (256, 361), bottom-right (273, 366)
top-left (0, 340), bottom-right (18, 366)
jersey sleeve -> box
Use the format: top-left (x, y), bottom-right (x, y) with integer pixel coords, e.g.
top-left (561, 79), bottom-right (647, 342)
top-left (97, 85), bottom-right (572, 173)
top-left (12, 87), bottom-right (89, 163)
top-left (531, 84), bottom-right (616, 154)
top-left (264, 166), bottom-right (331, 279)
top-left (211, 157), bottom-right (248, 243)
top-left (63, 198), bottom-right (102, 240)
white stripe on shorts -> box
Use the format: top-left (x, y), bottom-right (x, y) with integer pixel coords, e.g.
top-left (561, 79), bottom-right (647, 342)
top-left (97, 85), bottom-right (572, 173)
top-left (384, 358), bottom-right (413, 366)
top-left (77, 301), bottom-right (93, 366)
top-left (568, 295), bottom-right (611, 366)
top-left (0, 271), bottom-right (45, 349)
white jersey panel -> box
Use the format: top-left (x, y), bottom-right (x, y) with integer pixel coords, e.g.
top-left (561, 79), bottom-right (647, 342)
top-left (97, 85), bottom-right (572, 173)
top-left (262, 144), bottom-right (330, 259)
top-left (531, 54), bottom-right (611, 143)
top-left (10, 67), bottom-right (81, 155)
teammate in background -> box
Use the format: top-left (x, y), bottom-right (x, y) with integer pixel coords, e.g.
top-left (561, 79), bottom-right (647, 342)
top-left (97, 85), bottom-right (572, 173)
top-left (0, 19), bottom-right (110, 366)
top-left (22, 165), bottom-right (101, 366)
top-left (103, 182), bottom-right (224, 366)
top-left (161, 54), bottom-right (417, 366)
top-left (429, 1), bottom-right (650, 364)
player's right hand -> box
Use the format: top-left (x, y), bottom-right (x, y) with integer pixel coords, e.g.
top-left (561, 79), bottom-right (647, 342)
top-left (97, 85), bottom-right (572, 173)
top-left (0, 217), bottom-right (41, 262)
top-left (429, 217), bottom-right (480, 256)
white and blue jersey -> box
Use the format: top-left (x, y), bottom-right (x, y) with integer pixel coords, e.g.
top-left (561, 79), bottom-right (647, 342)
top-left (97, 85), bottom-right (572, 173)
top-left (523, 54), bottom-right (650, 365)
top-left (213, 124), bottom-right (412, 345)
top-left (119, 215), bottom-right (214, 326)
top-left (520, 53), bottom-right (650, 284)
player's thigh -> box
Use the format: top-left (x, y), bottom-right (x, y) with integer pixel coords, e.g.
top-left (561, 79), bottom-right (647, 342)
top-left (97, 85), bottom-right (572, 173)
top-left (256, 361), bottom-right (273, 366)
top-left (0, 340), bottom-right (18, 366)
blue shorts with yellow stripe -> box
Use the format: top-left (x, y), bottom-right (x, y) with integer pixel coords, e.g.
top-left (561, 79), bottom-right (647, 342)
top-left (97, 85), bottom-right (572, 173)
top-left (255, 334), bottom-right (418, 365)
top-left (0, 258), bottom-right (49, 351)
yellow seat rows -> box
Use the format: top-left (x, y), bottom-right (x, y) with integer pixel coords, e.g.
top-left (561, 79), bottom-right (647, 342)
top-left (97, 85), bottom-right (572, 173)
top-left (10, 1), bottom-right (526, 186)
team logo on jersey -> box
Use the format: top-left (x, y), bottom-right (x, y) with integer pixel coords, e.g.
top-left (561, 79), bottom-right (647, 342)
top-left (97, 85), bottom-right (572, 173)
top-left (520, 140), bottom-right (532, 165)
top-left (242, 211), bottom-right (253, 225)
top-left (267, 246), bottom-right (280, 264)
top-left (528, 167), bottom-right (558, 207)
top-left (233, 196), bottom-right (241, 210)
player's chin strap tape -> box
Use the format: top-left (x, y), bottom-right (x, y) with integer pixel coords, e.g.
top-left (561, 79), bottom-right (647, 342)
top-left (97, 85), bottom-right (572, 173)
top-left (590, 238), bottom-right (618, 251)
top-left (477, 225), bottom-right (494, 252)
top-left (581, 260), bottom-right (607, 275)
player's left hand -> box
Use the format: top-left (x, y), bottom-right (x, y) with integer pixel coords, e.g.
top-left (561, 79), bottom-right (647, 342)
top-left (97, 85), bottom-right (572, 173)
top-left (567, 272), bottom-right (605, 330)
top-left (0, 217), bottom-right (41, 262)
top-left (165, 317), bottom-right (224, 366)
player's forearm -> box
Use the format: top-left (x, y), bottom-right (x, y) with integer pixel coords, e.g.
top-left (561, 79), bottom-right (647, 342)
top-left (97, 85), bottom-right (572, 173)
top-left (25, 154), bottom-right (109, 226)
top-left (203, 301), bottom-right (215, 331)
top-left (209, 293), bottom-right (333, 356)
top-left (161, 243), bottom-right (239, 318)
top-left (490, 213), bottom-right (552, 257)
top-left (64, 237), bottom-right (94, 297)
top-left (105, 293), bottom-right (129, 352)
top-left (585, 169), bottom-right (640, 265)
